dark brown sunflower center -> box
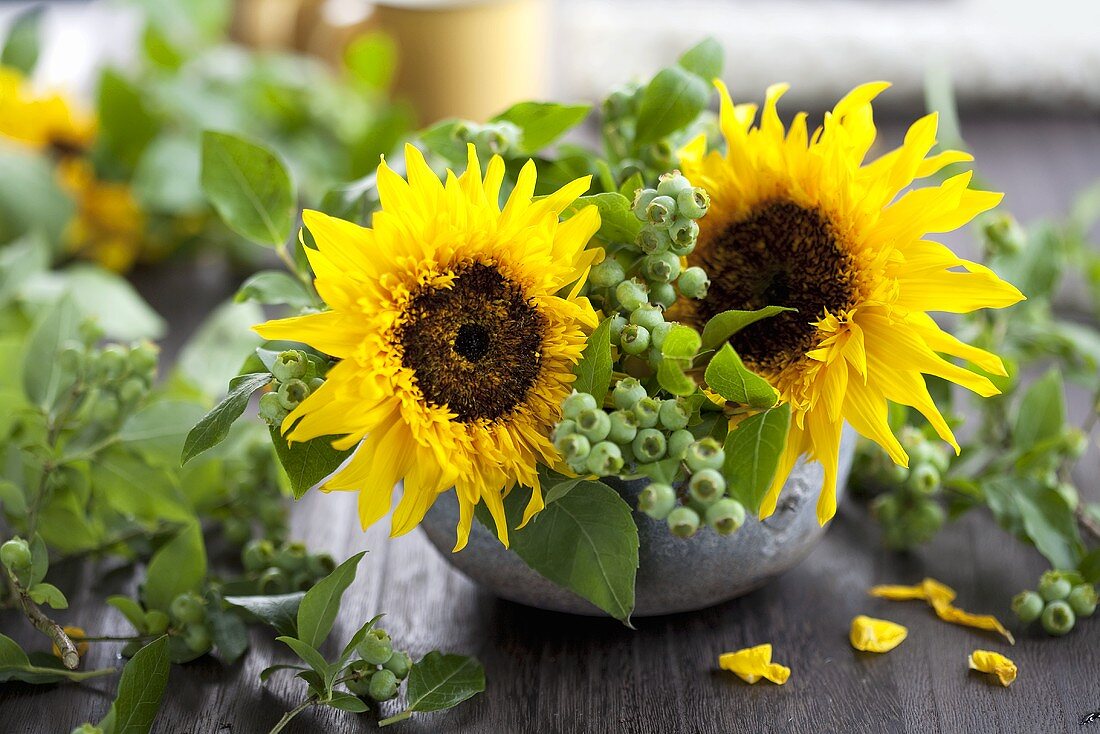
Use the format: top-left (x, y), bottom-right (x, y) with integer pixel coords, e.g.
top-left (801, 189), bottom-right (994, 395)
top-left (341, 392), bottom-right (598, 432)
top-left (396, 262), bottom-right (546, 422)
top-left (694, 200), bottom-right (855, 373)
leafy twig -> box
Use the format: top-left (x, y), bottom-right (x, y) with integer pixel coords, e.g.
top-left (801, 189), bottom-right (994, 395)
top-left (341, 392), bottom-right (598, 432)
top-left (268, 696), bottom-right (316, 734)
top-left (2, 564), bottom-right (79, 669)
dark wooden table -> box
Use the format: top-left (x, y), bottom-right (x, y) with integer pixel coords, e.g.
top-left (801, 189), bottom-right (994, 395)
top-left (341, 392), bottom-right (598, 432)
top-left (2, 113), bottom-right (1099, 734)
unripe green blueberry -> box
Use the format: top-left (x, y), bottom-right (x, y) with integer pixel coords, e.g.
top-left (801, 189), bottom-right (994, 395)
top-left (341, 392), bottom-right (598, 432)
top-left (658, 400), bottom-right (689, 430)
top-left (667, 429), bottom-right (694, 460)
top-left (222, 517), bottom-right (250, 546)
top-left (184, 623), bottom-right (212, 653)
top-left (656, 171), bottom-right (692, 199)
top-left (630, 304), bottom-right (665, 334)
top-left (609, 314), bottom-right (629, 343)
top-left (118, 377), bottom-right (146, 406)
top-left (685, 438), bottom-right (725, 472)
top-left (1041, 600), bottom-right (1075, 636)
top-left (689, 468), bottom-right (725, 505)
top-left (79, 319), bottom-right (104, 347)
top-left (129, 341), bottom-right (159, 375)
top-left (1011, 590), bottom-right (1044, 624)
top-left (649, 282), bottom-right (677, 309)
top-left (258, 567), bottom-right (289, 594)
top-left (368, 669), bottom-right (400, 701)
top-left (145, 609), bottom-right (170, 635)
top-left (554, 433), bottom-right (591, 461)
top-left (706, 498), bottom-right (746, 536)
top-left (637, 482), bottom-right (677, 519)
top-left (612, 378), bottom-right (647, 410)
top-left (383, 650), bottom-right (412, 679)
top-left (620, 324), bottom-right (650, 355)
top-left (258, 391), bottom-right (286, 425)
top-left (871, 493), bottom-right (901, 524)
top-left (271, 350), bottom-right (308, 382)
top-left (576, 408), bottom-right (612, 443)
top-left (636, 227), bottom-right (671, 254)
top-left (242, 539), bottom-right (276, 571)
top-left (98, 346), bottom-right (128, 379)
top-left (633, 397), bottom-right (661, 428)
top-left (667, 506), bottom-right (701, 538)
top-left (907, 500), bottom-right (945, 543)
top-left (307, 553), bottom-right (337, 578)
top-left (885, 461), bottom-right (910, 484)
top-left (645, 195), bottom-right (678, 229)
top-left (1068, 584), bottom-right (1097, 617)
top-left (650, 321), bottom-right (675, 351)
top-left (553, 419), bottom-right (577, 442)
top-left (590, 258), bottom-right (626, 289)
top-left (358, 628), bottom-right (394, 665)
top-left (562, 391), bottom-right (598, 419)
top-left (677, 187), bottom-right (710, 219)
top-left (615, 279), bottom-right (649, 312)
top-left (907, 463), bottom-right (940, 495)
top-left (289, 571), bottom-right (312, 591)
top-left (345, 673), bottom-right (374, 697)
top-left (607, 410), bottom-right (639, 444)
top-left (632, 428), bottom-right (667, 463)
top-left (0, 538), bottom-right (32, 572)
top-left (586, 441), bottom-right (624, 476)
top-left (677, 266), bottom-right (710, 299)
top-left (308, 376), bottom-right (325, 392)
top-left (169, 593), bottom-right (205, 625)
top-left (1039, 572), bottom-right (1072, 602)
top-left (91, 394), bottom-right (120, 424)
top-left (632, 188), bottom-right (658, 220)
top-left (275, 541), bottom-right (309, 573)
top-left (277, 379), bottom-right (310, 410)
top-left (642, 252), bottom-right (681, 284)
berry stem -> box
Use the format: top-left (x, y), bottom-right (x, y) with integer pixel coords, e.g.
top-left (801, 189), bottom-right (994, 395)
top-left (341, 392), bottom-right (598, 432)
top-left (267, 696), bottom-right (317, 734)
top-left (2, 563), bottom-right (80, 670)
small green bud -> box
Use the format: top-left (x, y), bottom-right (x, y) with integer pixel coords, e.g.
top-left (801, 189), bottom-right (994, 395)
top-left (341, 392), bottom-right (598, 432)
top-left (615, 278), bottom-right (649, 312)
top-left (637, 482), bottom-right (677, 519)
top-left (689, 468), bottom-right (725, 505)
top-left (258, 567), bottom-right (289, 595)
top-left (590, 258), bottom-right (626, 288)
top-left (358, 628), bottom-right (394, 665)
top-left (645, 195), bottom-right (678, 228)
top-left (277, 379), bottom-right (310, 410)
top-left (586, 441), bottom-right (624, 476)
top-left (169, 593), bottom-right (205, 625)
top-left (91, 394), bottom-right (120, 424)
top-left (632, 428), bottom-right (667, 463)
top-left (677, 187), bottom-right (710, 219)
top-left (554, 433), bottom-right (591, 461)
top-left (1041, 599), bottom-right (1075, 636)
top-left (636, 227), bottom-right (671, 254)
top-left (608, 410), bottom-right (639, 444)
top-left (1011, 590), bottom-right (1044, 624)
top-left (632, 189), bottom-right (659, 221)
top-left (98, 346), bottom-right (127, 379)
top-left (620, 324), bottom-right (650, 355)
top-left (145, 609), bottom-right (170, 635)
top-left (907, 464), bottom-right (940, 495)
top-left (129, 341), bottom-right (159, 376)
top-left (576, 408), bottom-right (612, 443)
top-left (642, 252), bottom-right (681, 284)
top-left (609, 314), bottom-right (629, 344)
top-left (382, 650), bottom-right (412, 679)
top-left (275, 541), bottom-right (309, 573)
top-left (0, 538), bottom-right (32, 571)
top-left (658, 399), bottom-right (689, 430)
top-left (649, 282), bottom-right (677, 309)
top-left (630, 303), bottom-right (665, 332)
top-left (242, 539), bottom-right (276, 571)
top-left (612, 378), bottom-right (647, 410)
top-left (667, 429), bottom-right (694, 460)
top-left (685, 438), bottom-right (725, 472)
top-left (633, 397), bottom-right (661, 428)
top-left (1038, 571), bottom-right (1072, 602)
top-left (118, 377), bottom-right (146, 406)
top-left (272, 350), bottom-right (308, 382)
top-left (667, 506), bottom-right (701, 538)
top-left (184, 623), bottom-right (212, 653)
top-left (668, 218), bottom-right (700, 250)
top-left (706, 498), bottom-right (746, 535)
top-left (677, 266), bottom-right (710, 299)
top-left (562, 391), bottom-right (598, 419)
top-left (258, 392), bottom-right (287, 425)
top-left (1068, 584), bottom-right (1097, 617)
top-left (368, 668), bottom-right (400, 701)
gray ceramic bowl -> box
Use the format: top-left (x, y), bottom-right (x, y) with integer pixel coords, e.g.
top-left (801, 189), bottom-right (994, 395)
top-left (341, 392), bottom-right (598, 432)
top-left (420, 427), bottom-right (856, 617)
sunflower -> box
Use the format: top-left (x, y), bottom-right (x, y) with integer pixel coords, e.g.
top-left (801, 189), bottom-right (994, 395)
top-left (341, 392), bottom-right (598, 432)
top-left (678, 82), bottom-right (1024, 524)
top-left (0, 66), bottom-right (95, 154)
top-left (57, 157), bottom-right (146, 272)
top-left (256, 144), bottom-right (601, 550)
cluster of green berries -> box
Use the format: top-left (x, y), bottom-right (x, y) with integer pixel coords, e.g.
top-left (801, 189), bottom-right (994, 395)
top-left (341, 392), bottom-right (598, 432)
top-left (451, 119), bottom-right (522, 157)
top-left (218, 437), bottom-right (289, 546)
top-left (240, 538), bottom-right (336, 594)
top-left (600, 82), bottom-right (676, 174)
top-left (1012, 571), bottom-right (1096, 636)
top-left (258, 350), bottom-right (325, 426)
top-left (859, 427), bottom-right (949, 549)
top-left (164, 592), bottom-right (213, 654)
top-left (344, 628), bottom-right (413, 702)
top-left (1, 536), bottom-right (32, 576)
top-left (637, 437), bottom-right (746, 539)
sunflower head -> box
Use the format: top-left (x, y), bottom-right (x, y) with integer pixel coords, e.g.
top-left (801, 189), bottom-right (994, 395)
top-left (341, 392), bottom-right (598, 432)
top-left (57, 158), bottom-right (146, 272)
top-left (679, 81), bottom-right (1024, 523)
top-left (0, 66), bottom-right (96, 154)
top-left (257, 144), bottom-right (602, 550)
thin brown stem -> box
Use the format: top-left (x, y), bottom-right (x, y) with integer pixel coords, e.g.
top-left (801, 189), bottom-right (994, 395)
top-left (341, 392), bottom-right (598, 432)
top-left (3, 565), bottom-right (79, 670)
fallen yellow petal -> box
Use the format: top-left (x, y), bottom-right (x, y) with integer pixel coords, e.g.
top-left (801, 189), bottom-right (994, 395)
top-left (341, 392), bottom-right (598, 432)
top-left (932, 599), bottom-right (1015, 645)
top-left (718, 643), bottom-right (791, 685)
top-left (850, 615), bottom-right (908, 653)
top-left (968, 649), bottom-right (1017, 686)
top-left (870, 577), bottom-right (1013, 644)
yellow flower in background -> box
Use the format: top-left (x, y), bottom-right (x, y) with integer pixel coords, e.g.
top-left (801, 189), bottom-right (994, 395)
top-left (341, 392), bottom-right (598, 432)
top-left (257, 144), bottom-right (601, 551)
top-left (968, 650), bottom-right (1017, 686)
top-left (0, 66), bottom-right (95, 153)
top-left (870, 577), bottom-right (1014, 643)
top-left (850, 615), bottom-right (908, 653)
top-left (58, 158), bottom-right (146, 273)
top-left (678, 81), bottom-right (1025, 524)
top-left (718, 643), bottom-right (790, 685)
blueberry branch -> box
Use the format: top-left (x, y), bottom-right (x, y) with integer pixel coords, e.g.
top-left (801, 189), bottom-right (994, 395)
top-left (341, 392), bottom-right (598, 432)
top-left (2, 564), bottom-right (80, 669)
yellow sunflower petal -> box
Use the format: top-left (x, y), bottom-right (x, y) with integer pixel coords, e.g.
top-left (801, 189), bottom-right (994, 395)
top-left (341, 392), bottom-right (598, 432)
top-left (718, 644), bottom-right (791, 685)
top-left (968, 650), bottom-right (1017, 686)
top-left (850, 615), bottom-right (908, 653)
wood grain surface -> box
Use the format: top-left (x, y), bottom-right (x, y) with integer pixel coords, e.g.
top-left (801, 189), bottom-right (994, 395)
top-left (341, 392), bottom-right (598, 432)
top-left (1, 113), bottom-right (1098, 734)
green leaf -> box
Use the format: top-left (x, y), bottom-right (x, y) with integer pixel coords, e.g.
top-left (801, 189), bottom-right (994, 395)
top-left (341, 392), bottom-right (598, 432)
top-left (27, 582), bottom-right (67, 609)
top-left (96, 69), bottom-right (159, 174)
top-left (344, 31), bottom-right (397, 91)
top-left (92, 448), bottom-right (192, 524)
top-left (700, 306), bottom-right (792, 350)
top-left (327, 691), bottom-right (370, 712)
top-left (22, 294), bottom-right (80, 410)
top-left (132, 133), bottom-right (204, 213)
top-left (722, 404), bottom-right (791, 514)
top-left (276, 636), bottom-right (328, 675)
top-left (201, 131), bottom-right (295, 247)
top-left (507, 482), bottom-right (638, 623)
top-left (235, 271), bottom-right (311, 309)
top-left (1079, 547), bottom-right (1100, 585)
top-left (54, 265), bottom-right (166, 341)
top-left (0, 149), bottom-right (74, 245)
top-left (119, 400), bottom-right (207, 464)
top-left (141, 523), bottom-right (207, 611)
top-left (634, 66), bottom-right (709, 147)
top-left (207, 605), bottom-right (250, 664)
top-left (705, 344), bottom-right (777, 409)
top-left (107, 596), bottom-right (148, 632)
top-left (182, 373), bottom-right (271, 464)
top-left (380, 652), bottom-right (485, 724)
top-left (0, 633), bottom-right (114, 684)
top-left (493, 101), bottom-right (591, 154)
top-left (572, 317), bottom-right (613, 401)
top-left (1012, 369), bottom-right (1065, 448)
top-left (677, 37), bottom-right (724, 81)
top-left (99, 636), bottom-right (170, 734)
top-left (270, 428), bottom-right (353, 500)
top-left (338, 614), bottom-right (384, 668)
top-left (175, 300), bottom-right (264, 398)
top-left (561, 192), bottom-right (642, 243)
top-left (0, 233), bottom-right (50, 308)
top-left (417, 119), bottom-right (466, 166)
top-left (656, 324), bottom-right (701, 397)
top-left (296, 551), bottom-right (366, 650)
top-left (224, 592), bottom-right (304, 638)
top-left (259, 663), bottom-right (306, 683)
top-left (28, 534), bottom-right (48, 588)
top-left (1014, 485), bottom-right (1084, 570)
top-left (1, 6), bottom-right (42, 75)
